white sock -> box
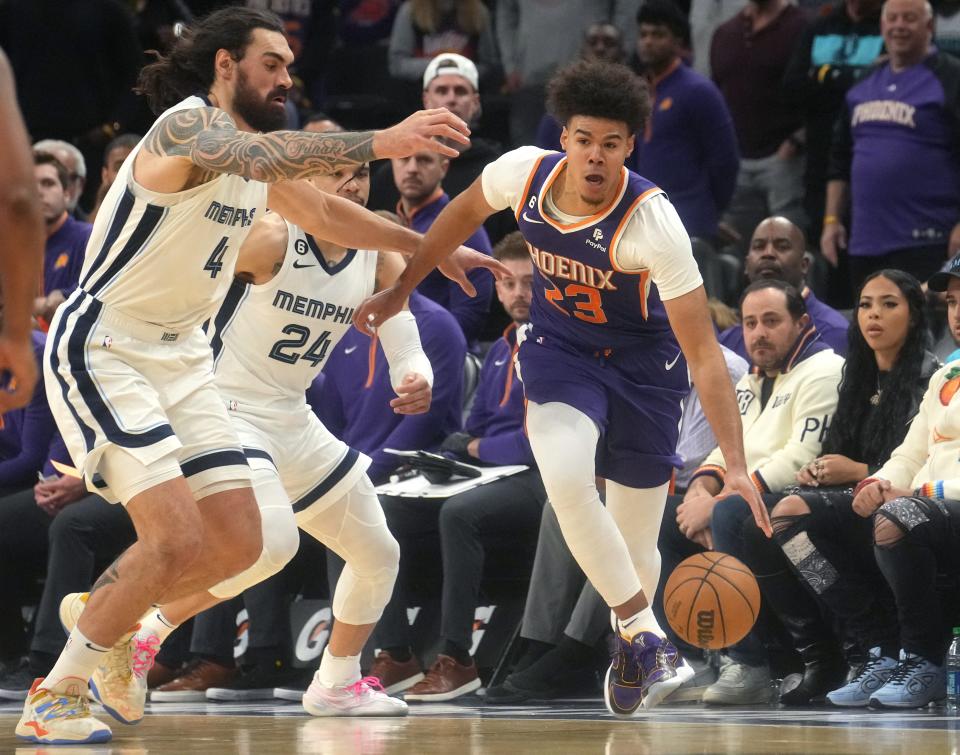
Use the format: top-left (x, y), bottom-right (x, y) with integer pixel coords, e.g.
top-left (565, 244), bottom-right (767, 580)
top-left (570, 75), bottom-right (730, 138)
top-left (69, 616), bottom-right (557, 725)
top-left (139, 607), bottom-right (179, 644)
top-left (317, 647), bottom-right (361, 689)
top-left (617, 606), bottom-right (665, 641)
top-left (43, 627), bottom-right (110, 695)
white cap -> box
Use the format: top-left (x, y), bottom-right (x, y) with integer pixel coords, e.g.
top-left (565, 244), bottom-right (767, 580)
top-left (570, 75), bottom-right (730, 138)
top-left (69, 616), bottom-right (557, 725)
top-left (422, 53), bottom-right (479, 92)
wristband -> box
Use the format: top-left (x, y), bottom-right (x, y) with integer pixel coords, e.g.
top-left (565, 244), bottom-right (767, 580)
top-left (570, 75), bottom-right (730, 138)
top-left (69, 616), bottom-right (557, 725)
top-left (823, 215), bottom-right (840, 225)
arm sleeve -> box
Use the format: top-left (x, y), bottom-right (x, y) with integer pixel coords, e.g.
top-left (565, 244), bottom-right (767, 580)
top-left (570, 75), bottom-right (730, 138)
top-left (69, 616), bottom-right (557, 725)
top-left (752, 369), bottom-right (842, 493)
top-left (445, 227), bottom-right (493, 343)
top-left (387, 3), bottom-right (429, 81)
top-left (827, 100), bottom-right (854, 182)
top-left (613, 194), bottom-right (703, 299)
top-left (480, 146), bottom-right (547, 212)
top-left (366, 316), bottom-right (466, 481)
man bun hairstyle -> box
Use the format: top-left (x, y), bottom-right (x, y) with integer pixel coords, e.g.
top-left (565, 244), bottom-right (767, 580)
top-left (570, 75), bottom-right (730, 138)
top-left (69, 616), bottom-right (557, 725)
top-left (546, 60), bottom-right (650, 135)
top-left (137, 7), bottom-right (284, 114)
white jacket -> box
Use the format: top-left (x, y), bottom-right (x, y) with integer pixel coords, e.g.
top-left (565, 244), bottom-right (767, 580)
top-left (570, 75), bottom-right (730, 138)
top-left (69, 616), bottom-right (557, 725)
top-left (692, 337), bottom-right (844, 494)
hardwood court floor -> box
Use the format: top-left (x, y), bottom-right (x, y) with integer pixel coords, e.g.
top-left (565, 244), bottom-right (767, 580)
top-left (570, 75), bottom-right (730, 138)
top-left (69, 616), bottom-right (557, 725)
top-left (3, 697), bottom-right (959, 754)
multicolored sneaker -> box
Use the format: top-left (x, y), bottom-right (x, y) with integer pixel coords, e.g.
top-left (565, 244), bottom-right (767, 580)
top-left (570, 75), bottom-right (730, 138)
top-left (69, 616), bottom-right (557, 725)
top-left (15, 678), bottom-right (112, 744)
top-left (58, 591), bottom-right (158, 724)
top-left (869, 651), bottom-right (946, 709)
top-left (604, 632), bottom-right (694, 717)
top-left (302, 675), bottom-right (408, 717)
top-left (827, 647), bottom-right (898, 707)
top-left (89, 630), bottom-right (159, 724)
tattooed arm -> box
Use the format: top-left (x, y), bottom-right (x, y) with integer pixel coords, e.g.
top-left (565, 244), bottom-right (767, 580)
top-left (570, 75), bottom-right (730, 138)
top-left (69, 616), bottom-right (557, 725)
top-left (135, 106), bottom-right (469, 193)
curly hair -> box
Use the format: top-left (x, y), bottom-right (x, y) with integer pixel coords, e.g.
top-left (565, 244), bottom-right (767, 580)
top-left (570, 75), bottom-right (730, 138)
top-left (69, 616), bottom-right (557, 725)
top-left (823, 269), bottom-right (928, 465)
top-left (137, 7), bottom-right (284, 114)
top-left (546, 60), bottom-right (650, 134)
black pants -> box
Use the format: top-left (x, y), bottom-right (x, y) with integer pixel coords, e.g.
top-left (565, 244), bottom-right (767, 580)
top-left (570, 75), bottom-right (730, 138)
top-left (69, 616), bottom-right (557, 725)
top-left (0, 490), bottom-right (134, 660)
top-left (374, 469), bottom-right (546, 652)
top-left (849, 244), bottom-right (948, 294)
top-left (874, 496), bottom-right (960, 662)
top-left (744, 488), bottom-right (898, 655)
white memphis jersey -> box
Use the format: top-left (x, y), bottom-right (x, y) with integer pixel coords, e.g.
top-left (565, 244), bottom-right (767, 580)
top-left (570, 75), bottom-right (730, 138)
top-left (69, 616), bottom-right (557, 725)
top-left (209, 219), bottom-right (378, 408)
top-left (78, 95), bottom-right (268, 330)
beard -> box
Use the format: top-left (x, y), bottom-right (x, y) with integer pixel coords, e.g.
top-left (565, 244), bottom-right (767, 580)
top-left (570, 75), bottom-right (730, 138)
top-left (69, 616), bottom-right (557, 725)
top-left (233, 69), bottom-right (288, 132)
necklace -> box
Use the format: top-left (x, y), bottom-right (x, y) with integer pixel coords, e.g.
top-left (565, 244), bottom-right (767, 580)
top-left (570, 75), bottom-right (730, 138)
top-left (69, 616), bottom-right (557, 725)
top-left (870, 374), bottom-right (882, 406)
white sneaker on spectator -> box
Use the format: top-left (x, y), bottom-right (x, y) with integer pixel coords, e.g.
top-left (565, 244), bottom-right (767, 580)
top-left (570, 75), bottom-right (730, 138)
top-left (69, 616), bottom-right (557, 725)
top-left (702, 656), bottom-right (773, 705)
top-left (302, 674), bottom-right (408, 717)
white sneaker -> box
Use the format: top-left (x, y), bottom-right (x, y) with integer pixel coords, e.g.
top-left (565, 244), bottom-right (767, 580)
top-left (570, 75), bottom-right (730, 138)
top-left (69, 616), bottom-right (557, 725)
top-left (701, 657), bottom-right (773, 705)
top-left (58, 592), bottom-right (88, 633)
top-left (302, 674), bottom-right (408, 717)
top-left (15, 678), bottom-right (112, 744)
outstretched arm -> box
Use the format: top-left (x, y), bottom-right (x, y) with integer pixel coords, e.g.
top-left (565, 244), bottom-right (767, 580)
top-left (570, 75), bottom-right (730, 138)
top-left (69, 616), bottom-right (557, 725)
top-left (138, 107), bottom-right (469, 191)
top-left (0, 50), bottom-right (42, 411)
top-left (353, 177), bottom-right (498, 329)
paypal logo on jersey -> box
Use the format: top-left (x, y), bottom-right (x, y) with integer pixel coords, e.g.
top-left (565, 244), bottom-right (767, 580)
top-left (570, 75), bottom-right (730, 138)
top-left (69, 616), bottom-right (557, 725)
top-left (585, 227), bottom-right (606, 252)
top-left (204, 201), bottom-right (257, 228)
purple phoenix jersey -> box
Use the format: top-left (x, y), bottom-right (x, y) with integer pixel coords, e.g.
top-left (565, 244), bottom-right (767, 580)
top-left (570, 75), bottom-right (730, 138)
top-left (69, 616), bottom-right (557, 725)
top-left (516, 152), bottom-right (689, 488)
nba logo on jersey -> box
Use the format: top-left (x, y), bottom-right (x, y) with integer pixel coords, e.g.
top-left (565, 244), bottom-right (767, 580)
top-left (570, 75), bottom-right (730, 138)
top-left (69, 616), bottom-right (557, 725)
top-left (102, 336), bottom-right (113, 349)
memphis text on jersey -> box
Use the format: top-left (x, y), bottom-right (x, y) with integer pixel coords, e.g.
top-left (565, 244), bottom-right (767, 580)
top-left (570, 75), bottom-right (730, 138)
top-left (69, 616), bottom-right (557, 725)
top-left (272, 289), bottom-right (355, 324)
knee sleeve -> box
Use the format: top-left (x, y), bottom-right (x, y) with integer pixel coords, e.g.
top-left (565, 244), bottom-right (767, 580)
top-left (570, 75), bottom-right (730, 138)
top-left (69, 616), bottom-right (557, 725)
top-left (298, 476), bottom-right (399, 625)
top-left (208, 469), bottom-right (299, 599)
top-left (525, 401), bottom-right (642, 607)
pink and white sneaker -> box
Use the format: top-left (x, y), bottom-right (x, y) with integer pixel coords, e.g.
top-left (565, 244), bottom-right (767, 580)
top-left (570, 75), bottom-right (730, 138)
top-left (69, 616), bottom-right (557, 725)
top-left (89, 631), bottom-right (160, 725)
top-left (302, 675), bottom-right (408, 717)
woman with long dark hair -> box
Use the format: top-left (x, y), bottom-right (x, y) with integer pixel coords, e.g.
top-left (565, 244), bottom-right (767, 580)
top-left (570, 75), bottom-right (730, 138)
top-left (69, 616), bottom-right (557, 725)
top-left (740, 269), bottom-right (939, 706)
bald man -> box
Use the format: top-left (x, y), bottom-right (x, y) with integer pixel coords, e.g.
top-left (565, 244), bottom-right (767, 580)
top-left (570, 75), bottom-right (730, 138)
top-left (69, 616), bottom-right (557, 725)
top-left (0, 49), bottom-right (42, 412)
top-left (823, 0), bottom-right (960, 292)
top-left (721, 217), bottom-right (850, 359)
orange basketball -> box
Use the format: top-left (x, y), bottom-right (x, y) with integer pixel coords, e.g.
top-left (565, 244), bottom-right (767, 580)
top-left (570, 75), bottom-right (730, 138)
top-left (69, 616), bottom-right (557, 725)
top-left (662, 551), bottom-right (761, 650)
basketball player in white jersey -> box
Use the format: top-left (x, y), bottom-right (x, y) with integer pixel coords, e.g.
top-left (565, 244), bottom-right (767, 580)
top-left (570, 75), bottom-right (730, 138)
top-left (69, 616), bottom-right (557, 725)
top-left (106, 160), bottom-right (421, 717)
top-left (17, 8), bottom-right (503, 745)
top-left (0, 48), bottom-right (43, 413)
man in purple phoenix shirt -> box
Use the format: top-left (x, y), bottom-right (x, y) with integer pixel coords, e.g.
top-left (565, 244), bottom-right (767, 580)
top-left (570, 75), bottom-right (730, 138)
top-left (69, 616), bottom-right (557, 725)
top-left (823, 0), bottom-right (960, 292)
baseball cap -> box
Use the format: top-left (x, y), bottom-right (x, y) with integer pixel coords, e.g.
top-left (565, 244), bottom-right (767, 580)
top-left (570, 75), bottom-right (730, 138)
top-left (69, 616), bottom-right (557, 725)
top-left (423, 53), bottom-right (479, 92)
top-left (927, 255), bottom-right (960, 291)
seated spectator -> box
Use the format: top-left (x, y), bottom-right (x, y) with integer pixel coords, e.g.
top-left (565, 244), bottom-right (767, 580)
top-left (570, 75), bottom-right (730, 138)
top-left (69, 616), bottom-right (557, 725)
top-left (88, 133), bottom-right (139, 224)
top-left (32, 151), bottom-right (90, 327)
top-left (659, 280), bottom-right (843, 705)
top-left (387, 0), bottom-right (499, 87)
top-left (32, 139), bottom-right (87, 220)
top-left (368, 232), bottom-right (547, 701)
top-left (740, 270), bottom-right (938, 706)
top-left (302, 112), bottom-right (341, 134)
top-left (0, 439), bottom-right (133, 697)
top-left (720, 217), bottom-right (850, 359)
top-left (486, 344), bottom-right (748, 704)
top-left (312, 291), bottom-right (465, 484)
top-left (840, 267), bottom-right (960, 707)
top-left (392, 146), bottom-right (493, 349)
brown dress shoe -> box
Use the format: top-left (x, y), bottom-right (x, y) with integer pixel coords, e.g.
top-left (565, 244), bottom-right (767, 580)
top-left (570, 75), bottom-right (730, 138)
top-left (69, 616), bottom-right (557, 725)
top-left (368, 650), bottom-right (424, 694)
top-left (404, 654), bottom-right (480, 702)
top-left (150, 659), bottom-right (237, 702)
top-left (147, 660), bottom-right (182, 689)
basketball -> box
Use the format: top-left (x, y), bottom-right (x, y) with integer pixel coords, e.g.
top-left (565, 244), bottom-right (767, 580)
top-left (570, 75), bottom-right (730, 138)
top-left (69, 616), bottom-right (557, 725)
top-left (662, 552), bottom-right (761, 650)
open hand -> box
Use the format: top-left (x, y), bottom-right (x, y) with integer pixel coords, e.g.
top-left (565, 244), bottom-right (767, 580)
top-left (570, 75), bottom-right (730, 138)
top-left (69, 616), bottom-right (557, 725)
top-left (373, 109), bottom-right (470, 160)
top-left (438, 246), bottom-right (512, 296)
top-left (717, 470), bottom-right (772, 537)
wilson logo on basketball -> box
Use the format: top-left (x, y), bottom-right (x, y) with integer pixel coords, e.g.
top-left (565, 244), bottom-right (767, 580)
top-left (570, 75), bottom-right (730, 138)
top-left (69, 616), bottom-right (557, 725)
top-left (696, 610), bottom-right (715, 646)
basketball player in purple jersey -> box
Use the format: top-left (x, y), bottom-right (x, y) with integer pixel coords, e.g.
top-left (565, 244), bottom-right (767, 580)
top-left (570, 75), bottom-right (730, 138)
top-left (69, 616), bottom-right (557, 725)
top-left (356, 60), bottom-right (773, 716)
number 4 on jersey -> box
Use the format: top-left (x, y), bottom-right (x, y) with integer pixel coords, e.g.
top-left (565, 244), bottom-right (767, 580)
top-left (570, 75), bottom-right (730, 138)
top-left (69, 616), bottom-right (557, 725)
top-left (204, 236), bottom-right (229, 278)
